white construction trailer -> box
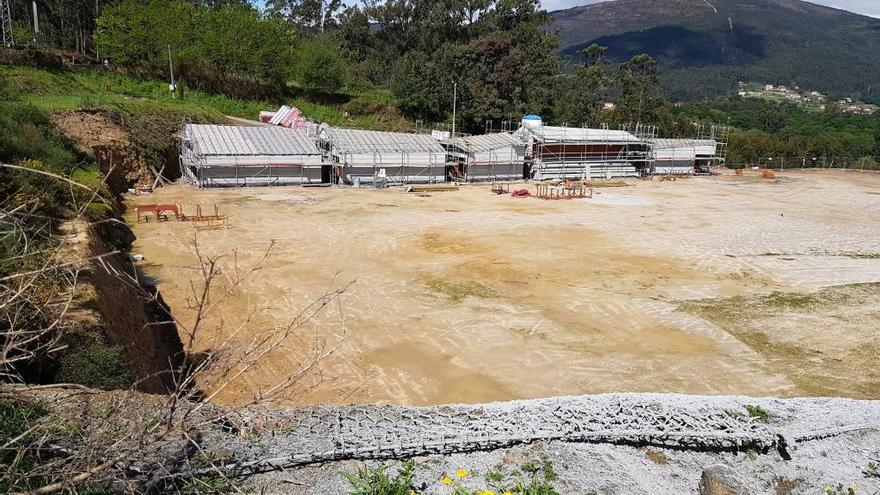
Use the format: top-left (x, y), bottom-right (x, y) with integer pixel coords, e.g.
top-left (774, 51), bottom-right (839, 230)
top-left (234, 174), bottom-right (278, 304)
top-left (649, 138), bottom-right (718, 175)
top-left (180, 124), bottom-right (326, 187)
top-left (442, 133), bottom-right (528, 182)
top-left (319, 127), bottom-right (446, 184)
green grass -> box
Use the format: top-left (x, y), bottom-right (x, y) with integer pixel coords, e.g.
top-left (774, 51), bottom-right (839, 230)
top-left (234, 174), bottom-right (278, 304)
top-left (0, 398), bottom-right (48, 439)
top-left (55, 340), bottom-right (134, 390)
top-left (1, 64), bottom-right (413, 129)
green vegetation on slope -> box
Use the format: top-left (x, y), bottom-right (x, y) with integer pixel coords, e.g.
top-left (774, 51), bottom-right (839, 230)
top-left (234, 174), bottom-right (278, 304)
top-left (675, 98), bottom-right (880, 164)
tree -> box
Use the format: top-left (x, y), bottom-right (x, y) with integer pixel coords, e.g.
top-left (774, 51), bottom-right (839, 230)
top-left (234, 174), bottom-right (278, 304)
top-left (391, 51), bottom-right (449, 121)
top-left (266, 0), bottom-right (343, 32)
top-left (614, 54), bottom-right (670, 125)
top-left (96, 0), bottom-right (297, 96)
top-left (555, 44), bottom-right (612, 125)
top-left (372, 0), bottom-right (558, 130)
top-left (295, 40), bottom-right (346, 96)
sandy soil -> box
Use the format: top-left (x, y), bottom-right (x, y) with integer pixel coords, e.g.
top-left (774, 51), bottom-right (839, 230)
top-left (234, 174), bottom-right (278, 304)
top-left (127, 170), bottom-right (880, 406)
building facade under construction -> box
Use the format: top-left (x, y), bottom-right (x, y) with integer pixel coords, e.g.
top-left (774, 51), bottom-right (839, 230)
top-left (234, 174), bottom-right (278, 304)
top-left (442, 133), bottom-right (528, 182)
top-left (179, 115), bottom-right (725, 188)
top-left (179, 124), bottom-right (325, 187)
top-left (518, 123), bottom-right (656, 180)
top-left (318, 127), bottom-right (446, 185)
top-left (649, 139), bottom-right (720, 175)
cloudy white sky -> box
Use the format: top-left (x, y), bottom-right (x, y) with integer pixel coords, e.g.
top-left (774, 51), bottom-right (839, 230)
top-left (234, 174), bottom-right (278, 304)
top-left (543, 0), bottom-right (880, 17)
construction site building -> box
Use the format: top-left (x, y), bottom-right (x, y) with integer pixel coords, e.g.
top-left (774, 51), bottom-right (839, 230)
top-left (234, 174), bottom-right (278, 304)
top-left (519, 125), bottom-right (653, 180)
top-left (649, 138), bottom-right (719, 175)
top-left (180, 124), bottom-right (326, 187)
top-left (442, 133), bottom-right (528, 182)
top-left (319, 127), bottom-right (446, 185)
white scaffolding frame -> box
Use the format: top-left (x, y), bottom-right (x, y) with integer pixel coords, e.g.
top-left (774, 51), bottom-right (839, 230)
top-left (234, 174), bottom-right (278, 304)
top-left (319, 127), bottom-right (447, 185)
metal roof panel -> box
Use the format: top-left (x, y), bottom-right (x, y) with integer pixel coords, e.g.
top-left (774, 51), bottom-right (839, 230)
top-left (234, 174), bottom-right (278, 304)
top-left (184, 124), bottom-right (321, 157)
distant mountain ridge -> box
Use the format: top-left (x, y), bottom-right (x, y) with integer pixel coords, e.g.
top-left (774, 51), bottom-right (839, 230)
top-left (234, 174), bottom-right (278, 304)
top-left (549, 0), bottom-right (880, 102)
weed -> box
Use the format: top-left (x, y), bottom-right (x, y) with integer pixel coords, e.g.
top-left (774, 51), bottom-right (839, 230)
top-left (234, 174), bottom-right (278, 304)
top-left (823, 484), bottom-right (857, 495)
top-left (745, 448), bottom-right (759, 460)
top-left (95, 403), bottom-right (119, 420)
top-left (178, 474), bottom-right (239, 494)
top-left (481, 458), bottom-right (560, 495)
top-left (342, 459), bottom-right (416, 495)
top-left (864, 462), bottom-right (880, 478)
top-left (744, 404), bottom-right (772, 422)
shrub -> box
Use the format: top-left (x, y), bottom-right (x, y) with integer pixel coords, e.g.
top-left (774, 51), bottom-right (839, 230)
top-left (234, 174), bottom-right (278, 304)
top-left (295, 40), bottom-right (347, 97)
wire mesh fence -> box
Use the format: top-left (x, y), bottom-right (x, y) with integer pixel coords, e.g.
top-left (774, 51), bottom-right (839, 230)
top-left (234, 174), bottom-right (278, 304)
top-left (730, 156), bottom-right (880, 171)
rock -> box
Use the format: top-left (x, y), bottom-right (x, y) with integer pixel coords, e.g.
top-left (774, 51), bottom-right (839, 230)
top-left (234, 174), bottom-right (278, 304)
top-left (699, 464), bottom-right (746, 495)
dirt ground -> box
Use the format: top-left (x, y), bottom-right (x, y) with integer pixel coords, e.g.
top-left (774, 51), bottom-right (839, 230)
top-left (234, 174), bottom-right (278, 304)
top-left (127, 170), bottom-right (880, 406)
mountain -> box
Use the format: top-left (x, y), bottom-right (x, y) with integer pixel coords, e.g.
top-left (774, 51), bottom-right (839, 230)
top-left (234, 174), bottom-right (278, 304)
top-left (549, 0), bottom-right (880, 102)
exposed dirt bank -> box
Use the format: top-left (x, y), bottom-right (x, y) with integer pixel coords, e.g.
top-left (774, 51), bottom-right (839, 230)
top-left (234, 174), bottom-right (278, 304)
top-left (86, 221), bottom-right (184, 392)
top-left (51, 110), bottom-right (157, 190)
top-left (35, 109), bottom-right (186, 391)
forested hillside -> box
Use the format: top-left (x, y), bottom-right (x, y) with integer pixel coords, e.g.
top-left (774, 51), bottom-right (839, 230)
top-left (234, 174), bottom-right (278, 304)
top-left (2, 0), bottom-right (879, 162)
top-left (550, 0), bottom-right (880, 102)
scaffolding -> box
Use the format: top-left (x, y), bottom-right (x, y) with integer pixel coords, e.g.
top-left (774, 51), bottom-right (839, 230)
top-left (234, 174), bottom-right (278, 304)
top-left (442, 133), bottom-right (527, 182)
top-left (649, 138), bottom-right (719, 176)
top-left (319, 127), bottom-right (447, 185)
top-left (519, 123), bottom-right (655, 180)
top-left (1, 0), bottom-right (12, 47)
top-left (699, 123), bottom-right (730, 170)
top-left (180, 123), bottom-right (326, 188)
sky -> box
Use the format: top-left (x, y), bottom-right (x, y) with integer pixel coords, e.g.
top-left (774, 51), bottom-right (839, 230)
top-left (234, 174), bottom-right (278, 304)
top-left (543, 0), bottom-right (880, 17)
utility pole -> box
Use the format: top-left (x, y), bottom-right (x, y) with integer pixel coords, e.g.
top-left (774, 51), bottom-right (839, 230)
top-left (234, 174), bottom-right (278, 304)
top-left (452, 81), bottom-right (457, 138)
top-left (32, 0), bottom-right (39, 41)
top-left (1, 0), bottom-right (13, 47)
top-left (168, 44), bottom-right (176, 99)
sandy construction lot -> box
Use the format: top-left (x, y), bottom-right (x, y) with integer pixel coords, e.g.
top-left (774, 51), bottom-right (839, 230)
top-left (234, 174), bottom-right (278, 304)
top-left (128, 170), bottom-right (880, 406)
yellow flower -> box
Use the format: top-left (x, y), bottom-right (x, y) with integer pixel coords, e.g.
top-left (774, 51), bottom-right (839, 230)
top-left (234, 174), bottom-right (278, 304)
top-left (478, 491), bottom-right (495, 495)
top-left (441, 476), bottom-right (453, 485)
top-left (408, 492), bottom-right (418, 495)
top-left (456, 468), bottom-right (469, 479)
top-left (502, 492), bottom-right (515, 495)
